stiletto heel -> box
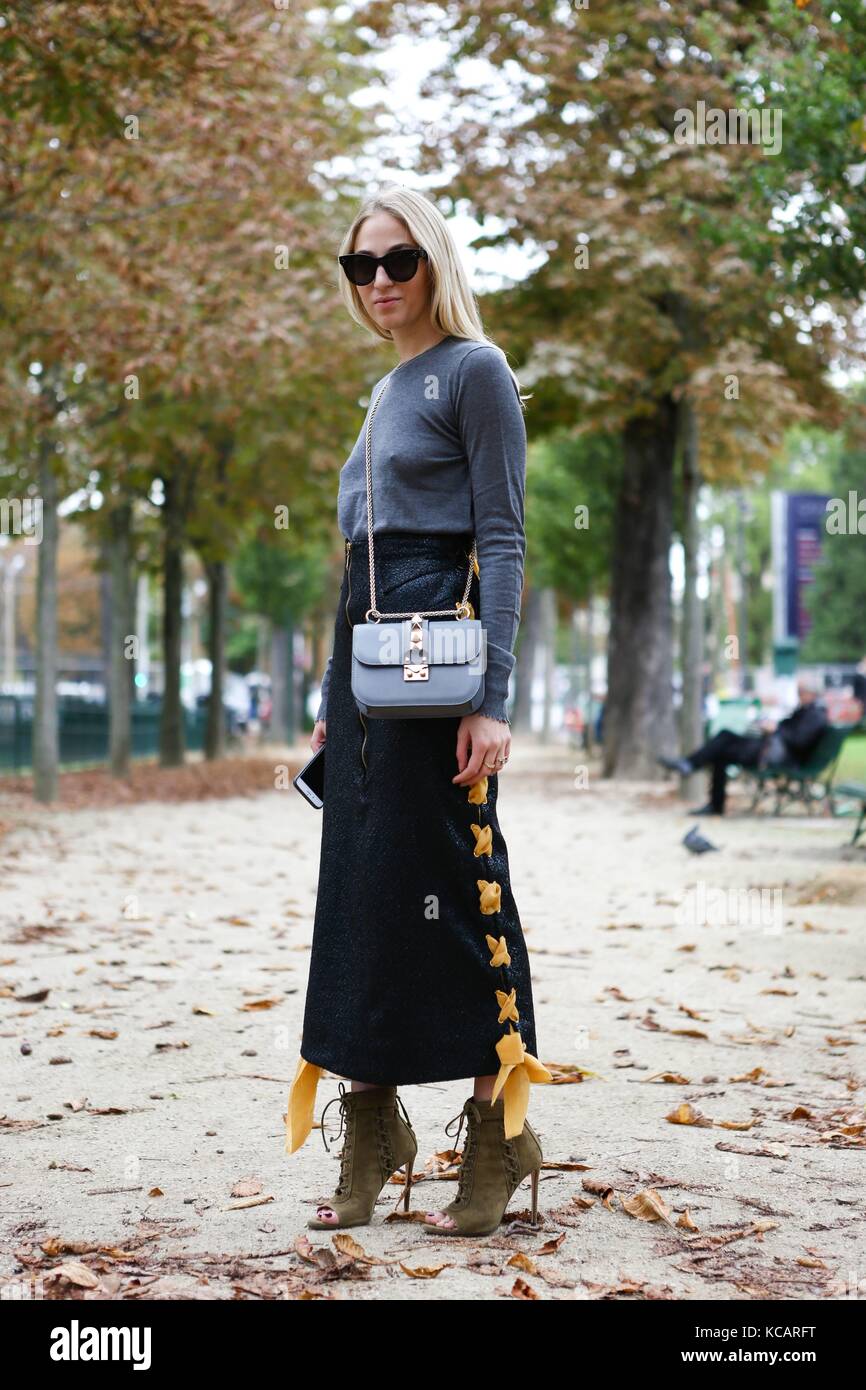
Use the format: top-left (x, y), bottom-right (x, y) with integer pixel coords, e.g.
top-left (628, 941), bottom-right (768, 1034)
top-left (530, 1166), bottom-right (539, 1224)
top-left (307, 1083), bottom-right (417, 1230)
top-left (403, 1157), bottom-right (414, 1211)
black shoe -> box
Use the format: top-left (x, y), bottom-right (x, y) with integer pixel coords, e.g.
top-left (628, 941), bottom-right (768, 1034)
top-left (688, 802), bottom-right (723, 816)
top-left (658, 754), bottom-right (695, 777)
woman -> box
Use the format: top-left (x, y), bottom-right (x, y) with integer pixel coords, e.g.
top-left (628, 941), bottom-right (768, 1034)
top-left (285, 186), bottom-right (551, 1237)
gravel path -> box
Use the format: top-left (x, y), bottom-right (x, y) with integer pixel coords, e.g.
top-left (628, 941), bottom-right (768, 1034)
top-left (1, 741), bottom-right (864, 1301)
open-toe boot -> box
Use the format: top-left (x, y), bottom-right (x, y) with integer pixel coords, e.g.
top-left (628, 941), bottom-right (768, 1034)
top-left (422, 1093), bottom-right (542, 1237)
top-left (308, 1082), bottom-right (416, 1230)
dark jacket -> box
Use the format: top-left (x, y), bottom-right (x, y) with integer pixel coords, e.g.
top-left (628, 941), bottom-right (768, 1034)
top-left (768, 700), bottom-right (829, 766)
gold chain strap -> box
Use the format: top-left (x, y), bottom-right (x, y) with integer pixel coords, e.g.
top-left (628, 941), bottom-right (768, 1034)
top-left (363, 372), bottom-right (476, 622)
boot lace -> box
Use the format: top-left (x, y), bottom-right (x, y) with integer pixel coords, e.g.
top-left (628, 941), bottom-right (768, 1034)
top-left (319, 1085), bottom-right (413, 1197)
top-left (319, 1082), bottom-right (353, 1197)
top-left (443, 1104), bottom-right (521, 1206)
top-left (444, 1105), bottom-right (479, 1208)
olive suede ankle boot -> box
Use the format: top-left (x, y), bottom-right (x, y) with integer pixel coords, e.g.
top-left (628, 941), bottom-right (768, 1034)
top-left (308, 1083), bottom-right (417, 1230)
top-left (422, 1093), bottom-right (543, 1237)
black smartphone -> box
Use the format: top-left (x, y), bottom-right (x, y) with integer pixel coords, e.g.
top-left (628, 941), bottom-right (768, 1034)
top-left (293, 743), bottom-right (325, 809)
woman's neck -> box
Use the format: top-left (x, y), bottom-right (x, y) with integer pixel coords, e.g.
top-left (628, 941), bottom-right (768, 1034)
top-left (391, 324), bottom-right (449, 365)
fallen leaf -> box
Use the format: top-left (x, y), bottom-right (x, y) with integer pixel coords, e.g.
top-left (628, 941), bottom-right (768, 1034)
top-left (666, 1102), bottom-right (713, 1127)
top-left (49, 1261), bottom-right (99, 1288)
top-left (230, 1180), bottom-right (262, 1198)
top-left (620, 1188), bottom-right (675, 1226)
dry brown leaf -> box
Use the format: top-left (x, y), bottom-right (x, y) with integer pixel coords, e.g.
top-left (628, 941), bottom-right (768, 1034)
top-left (332, 1233), bottom-right (384, 1264)
top-left (536, 1232), bottom-right (567, 1255)
top-left (715, 1141), bottom-right (789, 1158)
top-left (582, 1177), bottom-right (615, 1203)
top-left (666, 1102), bottom-right (713, 1127)
top-left (49, 1261), bottom-right (99, 1288)
top-left (620, 1188), bottom-right (675, 1226)
top-left (230, 1179), bottom-right (262, 1198)
top-left (509, 1277), bottom-right (540, 1299)
top-left (507, 1251), bottom-right (538, 1273)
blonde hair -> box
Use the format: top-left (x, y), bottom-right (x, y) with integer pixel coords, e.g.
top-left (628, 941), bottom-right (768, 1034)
top-left (337, 185), bottom-right (529, 408)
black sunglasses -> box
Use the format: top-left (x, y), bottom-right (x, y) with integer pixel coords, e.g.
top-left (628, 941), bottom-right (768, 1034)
top-left (338, 247), bottom-right (429, 286)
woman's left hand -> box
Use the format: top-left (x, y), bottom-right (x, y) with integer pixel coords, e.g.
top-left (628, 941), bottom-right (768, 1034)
top-left (452, 714), bottom-right (511, 786)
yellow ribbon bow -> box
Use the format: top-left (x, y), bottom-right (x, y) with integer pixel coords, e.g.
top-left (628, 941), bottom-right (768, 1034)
top-left (477, 879), bottom-right (501, 914)
top-left (285, 1055), bottom-right (324, 1154)
top-left (486, 933), bottom-right (511, 967)
top-left (467, 776), bottom-right (488, 805)
top-left (491, 1026), bottom-right (553, 1138)
top-left (470, 822), bottom-right (493, 856)
top-left (495, 987), bottom-right (520, 1024)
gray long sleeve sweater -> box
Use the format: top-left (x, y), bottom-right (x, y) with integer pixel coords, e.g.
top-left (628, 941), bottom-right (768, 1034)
top-left (315, 334), bottom-right (527, 724)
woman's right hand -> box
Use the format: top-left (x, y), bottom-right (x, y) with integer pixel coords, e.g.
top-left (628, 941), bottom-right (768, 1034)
top-left (311, 719), bottom-right (326, 752)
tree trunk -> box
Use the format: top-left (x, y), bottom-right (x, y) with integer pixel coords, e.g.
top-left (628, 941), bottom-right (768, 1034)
top-left (127, 551), bottom-right (138, 709)
top-left (735, 493), bottom-right (750, 692)
top-left (603, 399), bottom-right (678, 779)
top-left (284, 619), bottom-right (296, 745)
top-left (108, 501), bottom-right (133, 777)
top-left (678, 394), bottom-right (704, 801)
top-left (511, 585), bottom-right (541, 734)
top-left (538, 587), bottom-right (556, 742)
top-left (582, 588), bottom-right (594, 753)
top-left (204, 559), bottom-right (227, 760)
top-left (33, 445), bottom-right (58, 803)
top-left (160, 473), bottom-right (186, 767)
top-left (269, 621), bottom-right (289, 745)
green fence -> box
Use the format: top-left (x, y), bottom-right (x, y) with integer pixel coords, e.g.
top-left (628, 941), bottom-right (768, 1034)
top-left (0, 696), bottom-right (218, 774)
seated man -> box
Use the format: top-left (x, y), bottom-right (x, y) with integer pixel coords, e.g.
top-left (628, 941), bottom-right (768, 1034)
top-left (658, 675), bottom-right (829, 815)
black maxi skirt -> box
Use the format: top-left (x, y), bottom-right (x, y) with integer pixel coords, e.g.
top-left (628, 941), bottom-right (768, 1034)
top-left (285, 531), bottom-right (550, 1152)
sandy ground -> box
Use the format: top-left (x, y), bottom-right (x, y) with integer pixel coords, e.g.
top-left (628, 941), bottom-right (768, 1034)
top-left (1, 737), bottom-right (864, 1302)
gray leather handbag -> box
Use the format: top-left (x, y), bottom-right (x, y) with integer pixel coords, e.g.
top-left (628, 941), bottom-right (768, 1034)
top-left (351, 372), bottom-right (486, 720)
